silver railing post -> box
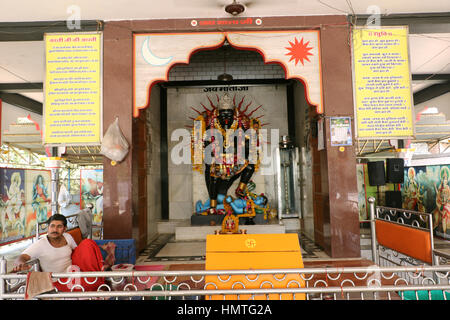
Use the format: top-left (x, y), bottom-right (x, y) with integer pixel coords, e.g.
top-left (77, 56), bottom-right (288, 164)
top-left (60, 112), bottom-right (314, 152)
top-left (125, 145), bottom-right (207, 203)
top-left (51, 168), bottom-right (59, 215)
top-left (0, 256), bottom-right (6, 300)
top-left (368, 197), bottom-right (378, 265)
top-left (427, 212), bottom-right (437, 266)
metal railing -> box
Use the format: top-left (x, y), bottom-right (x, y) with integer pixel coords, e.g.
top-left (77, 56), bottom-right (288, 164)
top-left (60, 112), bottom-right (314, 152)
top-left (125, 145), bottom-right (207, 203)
top-left (367, 197), bottom-right (450, 288)
top-left (35, 213), bottom-right (82, 240)
top-left (368, 197), bottom-right (449, 266)
top-left (1, 257), bottom-right (449, 300)
top-left (35, 211), bottom-right (102, 241)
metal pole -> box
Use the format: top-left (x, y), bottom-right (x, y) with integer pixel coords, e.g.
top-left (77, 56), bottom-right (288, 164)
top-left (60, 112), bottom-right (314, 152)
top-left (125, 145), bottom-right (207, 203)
top-left (428, 212), bottom-right (437, 266)
top-left (0, 257), bottom-right (6, 300)
top-left (51, 168), bottom-right (59, 215)
top-left (368, 196), bottom-right (378, 265)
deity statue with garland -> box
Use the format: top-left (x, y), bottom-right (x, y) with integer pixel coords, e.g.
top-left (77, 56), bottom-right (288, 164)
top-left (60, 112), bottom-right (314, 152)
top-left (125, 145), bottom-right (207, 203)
top-left (191, 93), bottom-right (264, 216)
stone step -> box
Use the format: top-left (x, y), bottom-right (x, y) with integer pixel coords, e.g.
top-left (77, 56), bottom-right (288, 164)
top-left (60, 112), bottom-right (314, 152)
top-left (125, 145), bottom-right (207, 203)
top-left (157, 219), bottom-right (190, 234)
top-left (281, 218), bottom-right (301, 231)
top-left (175, 224), bottom-right (286, 241)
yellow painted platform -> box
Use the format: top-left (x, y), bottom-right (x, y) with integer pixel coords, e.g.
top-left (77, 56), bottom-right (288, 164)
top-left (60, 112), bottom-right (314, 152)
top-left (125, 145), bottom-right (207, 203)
top-left (205, 233), bottom-right (305, 300)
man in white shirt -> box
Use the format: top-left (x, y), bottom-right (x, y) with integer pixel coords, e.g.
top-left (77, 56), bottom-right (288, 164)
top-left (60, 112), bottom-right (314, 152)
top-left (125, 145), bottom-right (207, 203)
top-left (13, 213), bottom-right (108, 292)
top-left (13, 214), bottom-right (78, 273)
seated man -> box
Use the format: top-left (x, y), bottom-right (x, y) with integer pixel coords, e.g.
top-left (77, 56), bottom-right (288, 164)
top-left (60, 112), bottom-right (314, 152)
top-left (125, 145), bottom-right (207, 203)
top-left (13, 214), bottom-right (109, 292)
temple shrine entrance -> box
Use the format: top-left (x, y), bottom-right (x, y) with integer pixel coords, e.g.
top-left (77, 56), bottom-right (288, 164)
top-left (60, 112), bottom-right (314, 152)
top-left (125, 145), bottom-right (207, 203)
top-left (135, 34), bottom-right (321, 246)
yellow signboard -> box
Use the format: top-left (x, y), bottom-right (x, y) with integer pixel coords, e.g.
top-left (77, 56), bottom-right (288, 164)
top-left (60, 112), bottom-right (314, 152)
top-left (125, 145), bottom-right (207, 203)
top-left (44, 33), bottom-right (102, 145)
top-left (352, 27), bottom-right (414, 139)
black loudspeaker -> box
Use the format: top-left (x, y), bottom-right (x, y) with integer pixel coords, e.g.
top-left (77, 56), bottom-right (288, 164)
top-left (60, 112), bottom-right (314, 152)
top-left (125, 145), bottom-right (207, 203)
top-left (367, 161), bottom-right (386, 186)
top-left (385, 191), bottom-right (402, 209)
top-left (386, 158), bottom-right (404, 183)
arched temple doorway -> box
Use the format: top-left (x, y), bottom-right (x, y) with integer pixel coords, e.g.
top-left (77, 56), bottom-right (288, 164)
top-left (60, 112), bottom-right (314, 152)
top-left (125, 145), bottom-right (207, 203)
top-left (102, 16), bottom-right (360, 257)
top-left (134, 31), bottom-right (322, 246)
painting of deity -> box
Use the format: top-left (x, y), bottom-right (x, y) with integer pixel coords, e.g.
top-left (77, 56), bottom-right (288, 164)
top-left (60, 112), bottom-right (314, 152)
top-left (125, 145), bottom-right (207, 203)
top-left (25, 170), bottom-right (51, 237)
top-left (402, 166), bottom-right (427, 212)
top-left (431, 165), bottom-right (450, 238)
top-left (0, 169), bottom-right (26, 242)
top-left (80, 169), bottom-right (103, 225)
top-left (400, 165), bottom-right (450, 239)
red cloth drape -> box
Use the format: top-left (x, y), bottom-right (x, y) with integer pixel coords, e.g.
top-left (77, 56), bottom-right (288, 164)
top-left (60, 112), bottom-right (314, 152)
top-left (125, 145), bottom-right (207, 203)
top-left (54, 239), bottom-right (105, 292)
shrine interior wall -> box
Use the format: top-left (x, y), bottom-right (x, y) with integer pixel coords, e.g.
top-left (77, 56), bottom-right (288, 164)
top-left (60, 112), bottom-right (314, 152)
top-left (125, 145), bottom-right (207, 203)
top-left (293, 80), bottom-right (314, 240)
top-left (146, 85), bottom-right (161, 239)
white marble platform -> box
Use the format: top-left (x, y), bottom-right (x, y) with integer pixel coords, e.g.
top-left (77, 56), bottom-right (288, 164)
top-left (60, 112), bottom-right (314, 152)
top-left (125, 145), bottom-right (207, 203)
top-left (175, 224), bottom-right (286, 241)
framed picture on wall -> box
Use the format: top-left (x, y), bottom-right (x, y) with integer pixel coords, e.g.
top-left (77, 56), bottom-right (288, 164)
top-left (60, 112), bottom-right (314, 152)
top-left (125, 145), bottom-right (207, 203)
top-left (80, 169), bottom-right (103, 225)
top-left (330, 117), bottom-right (352, 147)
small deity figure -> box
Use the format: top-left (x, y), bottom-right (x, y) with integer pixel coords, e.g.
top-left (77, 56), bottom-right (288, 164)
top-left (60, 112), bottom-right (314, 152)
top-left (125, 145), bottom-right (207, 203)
top-left (225, 194), bottom-right (268, 215)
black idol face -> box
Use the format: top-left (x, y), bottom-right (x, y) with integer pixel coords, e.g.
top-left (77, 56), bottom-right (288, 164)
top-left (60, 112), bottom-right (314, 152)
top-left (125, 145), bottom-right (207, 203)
top-left (218, 109), bottom-right (234, 129)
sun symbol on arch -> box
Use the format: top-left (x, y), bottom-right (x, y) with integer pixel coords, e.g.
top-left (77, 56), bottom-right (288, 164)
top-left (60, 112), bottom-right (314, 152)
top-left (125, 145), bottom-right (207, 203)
top-left (285, 37), bottom-right (314, 66)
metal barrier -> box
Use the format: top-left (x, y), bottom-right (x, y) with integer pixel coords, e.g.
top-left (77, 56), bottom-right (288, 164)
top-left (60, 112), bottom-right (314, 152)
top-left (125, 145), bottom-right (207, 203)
top-left (368, 197), bottom-right (449, 267)
top-left (1, 257), bottom-right (449, 300)
top-left (368, 197), bottom-right (450, 288)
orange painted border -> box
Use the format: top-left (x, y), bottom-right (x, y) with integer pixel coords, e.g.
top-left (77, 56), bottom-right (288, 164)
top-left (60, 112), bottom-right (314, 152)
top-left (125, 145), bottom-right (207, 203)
top-left (133, 30), bottom-right (324, 118)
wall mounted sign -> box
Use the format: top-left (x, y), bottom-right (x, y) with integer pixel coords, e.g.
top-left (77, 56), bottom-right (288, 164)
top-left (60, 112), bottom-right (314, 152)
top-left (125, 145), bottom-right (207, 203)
top-left (43, 32), bottom-right (102, 146)
top-left (133, 30), bottom-right (323, 117)
top-left (190, 17), bottom-right (261, 27)
top-left (330, 117), bottom-right (352, 146)
top-left (352, 27), bottom-right (414, 139)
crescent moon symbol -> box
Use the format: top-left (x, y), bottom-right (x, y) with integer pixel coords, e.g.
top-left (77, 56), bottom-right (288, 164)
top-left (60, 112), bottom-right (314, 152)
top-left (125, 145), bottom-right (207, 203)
top-left (141, 37), bottom-right (173, 66)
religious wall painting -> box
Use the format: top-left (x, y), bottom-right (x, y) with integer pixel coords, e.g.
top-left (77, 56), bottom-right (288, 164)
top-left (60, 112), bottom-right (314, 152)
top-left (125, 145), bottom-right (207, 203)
top-left (427, 165), bottom-right (450, 238)
top-left (80, 169), bottom-right (103, 225)
top-left (0, 168), bottom-right (50, 244)
top-left (25, 170), bottom-right (51, 237)
top-left (356, 163), bottom-right (450, 238)
top-left (401, 166), bottom-right (427, 212)
top-left (0, 169), bottom-right (26, 241)
top-left (395, 164), bottom-right (450, 239)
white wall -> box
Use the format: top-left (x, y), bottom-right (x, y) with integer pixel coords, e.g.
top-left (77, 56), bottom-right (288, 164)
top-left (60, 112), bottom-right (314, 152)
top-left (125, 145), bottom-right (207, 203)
top-left (414, 91), bottom-right (450, 120)
top-left (1, 101), bottom-right (42, 133)
top-left (146, 86), bottom-right (161, 241)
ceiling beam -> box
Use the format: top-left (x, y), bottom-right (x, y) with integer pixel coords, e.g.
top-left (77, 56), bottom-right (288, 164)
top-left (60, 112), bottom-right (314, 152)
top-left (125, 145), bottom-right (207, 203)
top-left (0, 92), bottom-right (42, 115)
top-left (352, 12), bottom-right (450, 34)
top-left (0, 20), bottom-right (103, 41)
top-left (413, 81), bottom-right (450, 105)
top-left (412, 74), bottom-right (450, 81)
top-left (0, 82), bottom-right (43, 92)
